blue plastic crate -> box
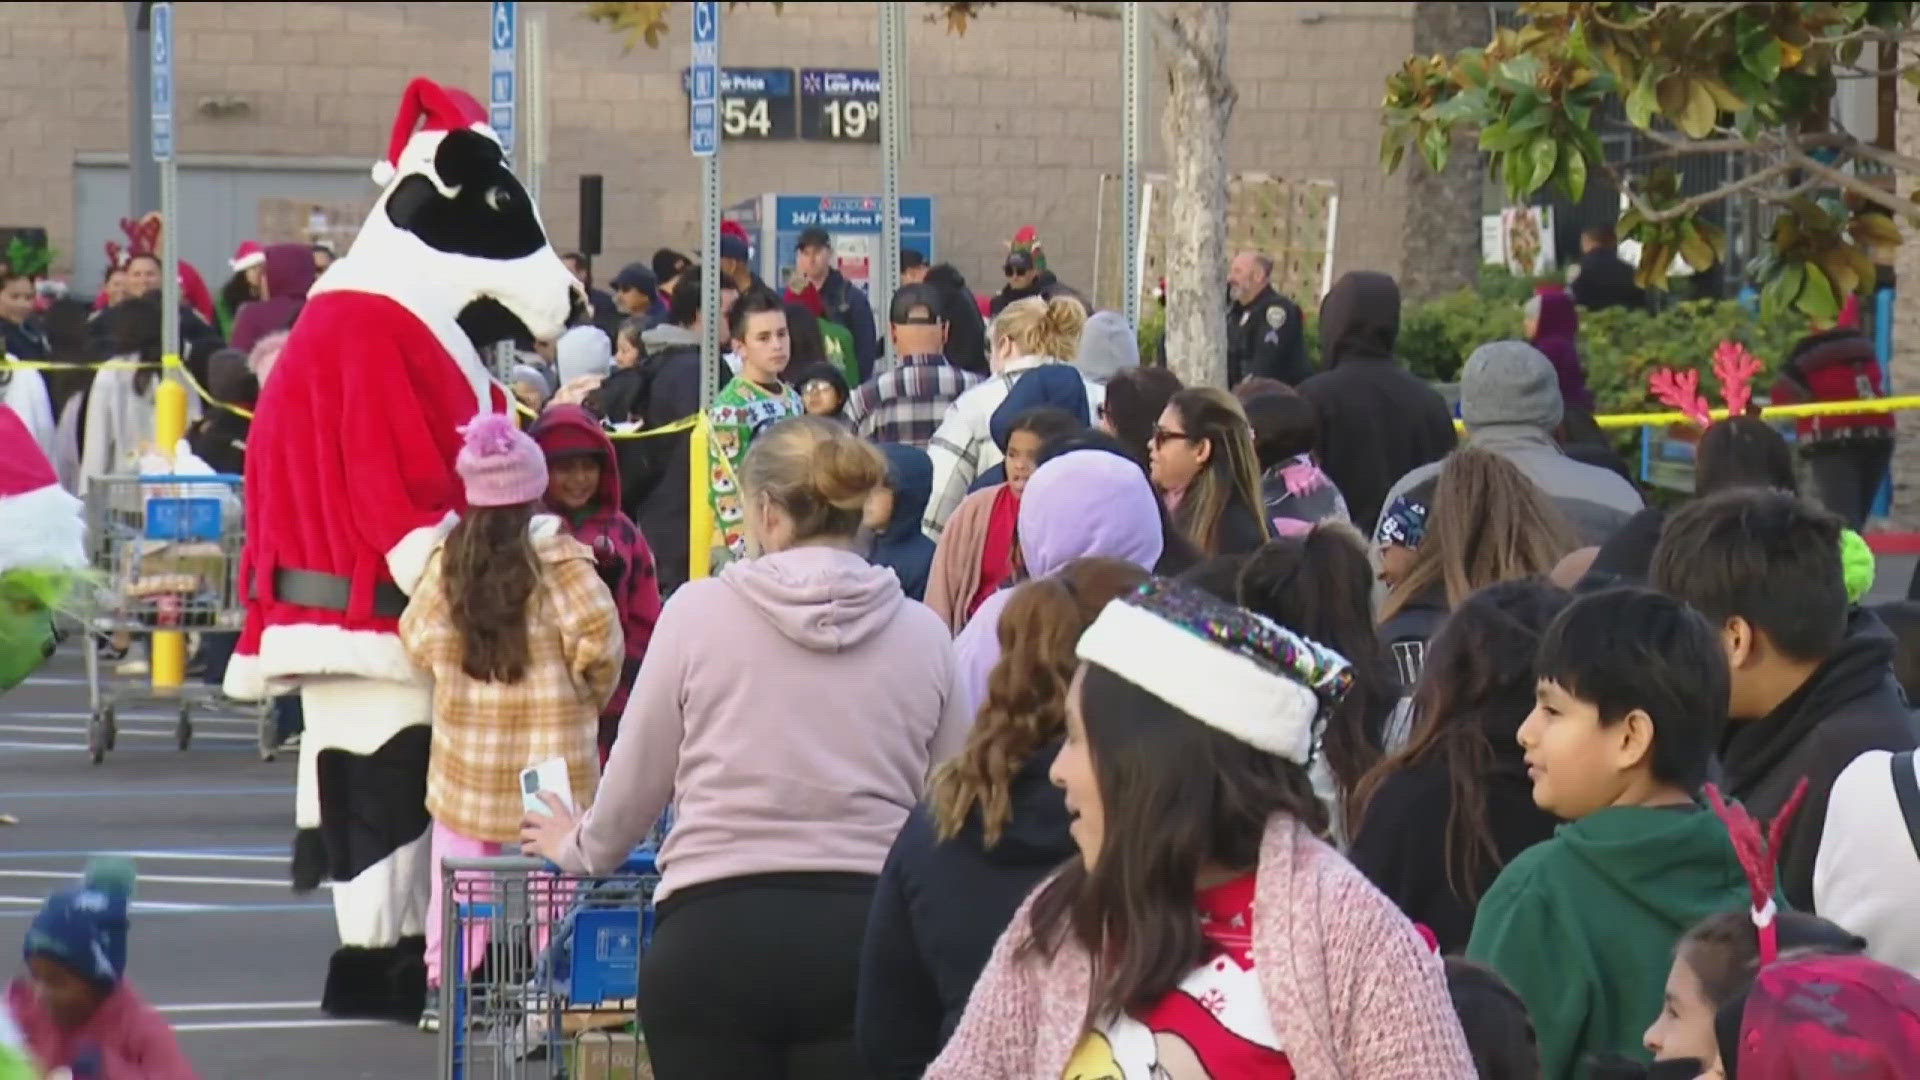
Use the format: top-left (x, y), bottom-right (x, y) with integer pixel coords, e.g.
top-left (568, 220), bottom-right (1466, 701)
top-left (145, 497), bottom-right (223, 541)
top-left (570, 906), bottom-right (644, 1004)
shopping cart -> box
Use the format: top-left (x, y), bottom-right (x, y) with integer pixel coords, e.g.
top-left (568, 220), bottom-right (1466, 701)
top-left (80, 473), bottom-right (273, 764)
top-left (439, 851), bottom-right (661, 1080)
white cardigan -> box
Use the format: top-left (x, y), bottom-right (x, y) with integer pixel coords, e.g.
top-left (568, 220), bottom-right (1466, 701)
top-left (1814, 749), bottom-right (1920, 977)
top-left (0, 367), bottom-right (55, 465)
top-left (79, 361), bottom-right (200, 493)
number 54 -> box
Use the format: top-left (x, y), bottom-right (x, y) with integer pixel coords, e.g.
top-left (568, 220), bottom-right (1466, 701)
top-left (722, 97), bottom-right (770, 137)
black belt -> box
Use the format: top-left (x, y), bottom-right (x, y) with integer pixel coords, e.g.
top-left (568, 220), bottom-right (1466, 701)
top-left (262, 568), bottom-right (409, 620)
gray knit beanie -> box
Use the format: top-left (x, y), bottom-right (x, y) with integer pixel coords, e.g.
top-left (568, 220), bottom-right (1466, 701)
top-left (1072, 310), bottom-right (1141, 385)
top-left (1461, 340), bottom-right (1564, 431)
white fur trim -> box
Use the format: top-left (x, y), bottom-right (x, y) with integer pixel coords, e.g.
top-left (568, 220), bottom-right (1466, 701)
top-left (226, 623), bottom-right (428, 702)
top-left (230, 251), bottom-right (267, 273)
top-left (387, 512), bottom-right (458, 597)
top-left (0, 483), bottom-right (86, 575)
top-left (1076, 600), bottom-right (1320, 765)
top-left (370, 160), bottom-right (396, 187)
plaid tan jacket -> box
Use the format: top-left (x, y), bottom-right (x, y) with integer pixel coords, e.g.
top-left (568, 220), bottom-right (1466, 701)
top-left (401, 531), bottom-right (624, 842)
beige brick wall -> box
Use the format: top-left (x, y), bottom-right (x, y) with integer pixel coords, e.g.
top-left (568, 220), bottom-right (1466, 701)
top-left (0, 1), bottom-right (1413, 302)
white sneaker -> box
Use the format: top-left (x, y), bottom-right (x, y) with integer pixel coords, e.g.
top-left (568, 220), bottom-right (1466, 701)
top-left (115, 659), bottom-right (150, 676)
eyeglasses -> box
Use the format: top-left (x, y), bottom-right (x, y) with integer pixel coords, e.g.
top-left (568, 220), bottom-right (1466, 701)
top-left (802, 379), bottom-right (840, 397)
top-left (1150, 426), bottom-right (1199, 449)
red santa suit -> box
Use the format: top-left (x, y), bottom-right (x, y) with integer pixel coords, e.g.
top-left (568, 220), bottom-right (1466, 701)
top-left (226, 77), bottom-right (577, 1023)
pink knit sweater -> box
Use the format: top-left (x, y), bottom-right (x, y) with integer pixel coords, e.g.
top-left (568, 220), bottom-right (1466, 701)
top-left (925, 815), bottom-right (1477, 1078)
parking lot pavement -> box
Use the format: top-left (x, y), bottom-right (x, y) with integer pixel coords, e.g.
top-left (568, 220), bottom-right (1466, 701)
top-left (2, 649), bottom-right (436, 1078)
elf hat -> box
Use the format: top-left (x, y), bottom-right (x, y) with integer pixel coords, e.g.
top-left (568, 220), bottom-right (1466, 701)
top-left (228, 240), bottom-right (266, 273)
top-left (370, 77), bottom-right (497, 190)
top-left (0, 406), bottom-right (85, 576)
top-left (1076, 579), bottom-right (1352, 766)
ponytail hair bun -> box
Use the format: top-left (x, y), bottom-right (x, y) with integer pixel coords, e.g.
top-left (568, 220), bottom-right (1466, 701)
top-left (739, 415), bottom-right (887, 542)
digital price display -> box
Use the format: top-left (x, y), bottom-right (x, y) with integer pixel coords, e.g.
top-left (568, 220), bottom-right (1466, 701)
top-left (680, 66), bottom-right (797, 140)
top-left (800, 68), bottom-right (881, 143)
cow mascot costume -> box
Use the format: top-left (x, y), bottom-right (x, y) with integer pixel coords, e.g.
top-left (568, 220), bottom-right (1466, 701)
top-left (226, 77), bottom-right (579, 1022)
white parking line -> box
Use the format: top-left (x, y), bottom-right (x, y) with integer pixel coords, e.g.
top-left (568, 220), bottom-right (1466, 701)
top-left (160, 1001), bottom-right (320, 1013)
top-left (0, 870), bottom-right (323, 889)
top-left (0, 724), bottom-right (255, 741)
top-left (172, 1019), bottom-right (387, 1033)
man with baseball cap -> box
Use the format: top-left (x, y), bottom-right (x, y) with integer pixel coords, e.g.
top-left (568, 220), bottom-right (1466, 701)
top-left (784, 226), bottom-right (879, 381)
top-left (843, 282), bottom-right (980, 447)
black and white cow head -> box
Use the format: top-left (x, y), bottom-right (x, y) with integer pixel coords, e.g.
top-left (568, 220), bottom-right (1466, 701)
top-left (345, 78), bottom-right (581, 350)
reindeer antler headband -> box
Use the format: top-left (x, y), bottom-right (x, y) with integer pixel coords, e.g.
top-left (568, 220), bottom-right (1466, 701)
top-left (1705, 778), bottom-right (1808, 965)
top-left (1647, 340), bottom-right (1764, 428)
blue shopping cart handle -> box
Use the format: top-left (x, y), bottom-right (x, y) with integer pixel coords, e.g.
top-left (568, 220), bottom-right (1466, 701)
top-left (542, 847), bottom-right (657, 877)
top-left (135, 474), bottom-right (243, 483)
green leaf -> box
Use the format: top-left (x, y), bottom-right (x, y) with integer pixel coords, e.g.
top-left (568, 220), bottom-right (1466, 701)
top-left (1567, 17), bottom-right (1592, 64)
top-left (1677, 80), bottom-right (1719, 138)
top-left (1777, 261), bottom-right (1808, 310)
top-left (1745, 38), bottom-right (1782, 83)
top-left (1496, 53), bottom-right (1544, 93)
top-left (1507, 92), bottom-right (1547, 134)
top-left (1503, 146), bottom-right (1530, 197)
top-left (1561, 147), bottom-right (1589, 203)
top-left (1420, 124), bottom-right (1450, 173)
top-left (1431, 86), bottom-right (1487, 124)
top-left (1526, 137), bottom-right (1559, 195)
top-left (1626, 67), bottom-right (1660, 129)
top-left (1679, 222), bottom-right (1716, 271)
top-left (1480, 120), bottom-right (1532, 153)
top-left (1380, 129), bottom-right (1407, 174)
top-left (1798, 262), bottom-right (1838, 320)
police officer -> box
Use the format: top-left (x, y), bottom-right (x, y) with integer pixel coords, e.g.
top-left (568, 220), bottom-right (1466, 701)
top-left (1227, 250), bottom-right (1310, 387)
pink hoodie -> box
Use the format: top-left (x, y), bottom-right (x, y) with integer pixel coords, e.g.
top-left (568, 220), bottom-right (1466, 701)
top-left (555, 545), bottom-right (972, 900)
top-left (7, 978), bottom-right (197, 1079)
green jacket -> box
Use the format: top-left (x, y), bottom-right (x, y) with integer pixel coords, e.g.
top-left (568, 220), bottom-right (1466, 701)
top-left (1465, 805), bottom-right (1762, 1080)
top-left (818, 318), bottom-right (859, 388)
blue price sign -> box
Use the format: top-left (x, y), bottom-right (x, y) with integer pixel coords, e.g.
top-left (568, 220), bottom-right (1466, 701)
top-left (150, 2), bottom-right (173, 161)
top-left (489, 0), bottom-right (516, 155)
top-left (689, 1), bottom-right (718, 157)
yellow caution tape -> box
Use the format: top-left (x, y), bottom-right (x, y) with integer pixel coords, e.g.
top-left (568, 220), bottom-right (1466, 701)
top-left (3, 356), bottom-right (705, 439)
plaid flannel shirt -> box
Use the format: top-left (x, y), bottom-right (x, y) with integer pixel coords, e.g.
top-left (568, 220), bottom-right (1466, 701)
top-left (401, 531), bottom-right (624, 842)
top-left (844, 353), bottom-right (981, 449)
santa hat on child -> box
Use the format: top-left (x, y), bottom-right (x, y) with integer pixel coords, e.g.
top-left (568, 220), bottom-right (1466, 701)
top-left (228, 241), bottom-right (266, 274)
top-left (0, 406), bottom-right (85, 575)
top-left (370, 77), bottom-right (499, 190)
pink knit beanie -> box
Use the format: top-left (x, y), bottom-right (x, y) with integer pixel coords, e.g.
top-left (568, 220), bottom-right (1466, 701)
top-left (457, 413), bottom-right (549, 507)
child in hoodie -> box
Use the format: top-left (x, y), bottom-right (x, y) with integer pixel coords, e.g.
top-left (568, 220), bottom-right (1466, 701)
top-left (866, 443), bottom-right (936, 602)
top-left (527, 404), bottom-right (661, 761)
top-left (7, 860), bottom-right (198, 1079)
top-left (1467, 588), bottom-right (1760, 1079)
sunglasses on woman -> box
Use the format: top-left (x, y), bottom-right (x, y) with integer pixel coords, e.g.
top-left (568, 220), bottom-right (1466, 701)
top-left (1150, 426), bottom-right (1200, 449)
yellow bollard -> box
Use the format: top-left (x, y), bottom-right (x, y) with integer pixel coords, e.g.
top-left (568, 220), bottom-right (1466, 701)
top-left (150, 371), bottom-right (190, 692)
top-left (687, 413), bottom-right (713, 582)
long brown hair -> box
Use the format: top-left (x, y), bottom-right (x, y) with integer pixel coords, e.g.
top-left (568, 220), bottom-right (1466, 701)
top-left (1238, 524), bottom-right (1399, 836)
top-left (1165, 387), bottom-right (1268, 555)
top-left (1379, 446), bottom-right (1575, 623)
top-left (1350, 579), bottom-right (1569, 904)
top-left (442, 503), bottom-right (540, 683)
top-left (1027, 663), bottom-right (1326, 1027)
top-left (929, 557), bottom-right (1149, 845)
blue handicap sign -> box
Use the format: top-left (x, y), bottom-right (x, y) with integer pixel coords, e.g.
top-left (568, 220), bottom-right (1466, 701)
top-left (488, 1), bottom-right (516, 154)
top-left (491, 0), bottom-right (515, 50)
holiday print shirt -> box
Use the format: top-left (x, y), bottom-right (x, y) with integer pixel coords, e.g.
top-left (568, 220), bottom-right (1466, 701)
top-left (709, 376), bottom-right (804, 559)
top-left (1063, 874), bottom-right (1293, 1079)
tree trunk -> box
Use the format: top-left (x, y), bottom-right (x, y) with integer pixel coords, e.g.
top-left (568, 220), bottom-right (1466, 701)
top-left (1890, 89), bottom-right (1920, 527)
top-left (1155, 2), bottom-right (1234, 388)
top-left (1399, 1), bottom-right (1487, 302)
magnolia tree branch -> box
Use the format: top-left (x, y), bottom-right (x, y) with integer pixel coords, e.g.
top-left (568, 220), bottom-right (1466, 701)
top-left (1596, 157), bottom-right (1797, 223)
top-left (1781, 146), bottom-right (1916, 218)
top-left (1034, 0), bottom-right (1121, 18)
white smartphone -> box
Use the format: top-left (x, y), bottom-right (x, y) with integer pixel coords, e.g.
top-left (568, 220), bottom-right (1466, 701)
top-left (519, 757), bottom-right (575, 816)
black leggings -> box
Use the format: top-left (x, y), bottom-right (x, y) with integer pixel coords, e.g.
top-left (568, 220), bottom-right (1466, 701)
top-left (640, 872), bottom-right (877, 1080)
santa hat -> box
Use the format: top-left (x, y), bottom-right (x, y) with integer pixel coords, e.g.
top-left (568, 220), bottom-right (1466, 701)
top-left (370, 77), bottom-right (496, 189)
top-left (228, 241), bottom-right (265, 273)
top-left (1076, 579), bottom-right (1352, 766)
top-left (0, 406), bottom-right (85, 575)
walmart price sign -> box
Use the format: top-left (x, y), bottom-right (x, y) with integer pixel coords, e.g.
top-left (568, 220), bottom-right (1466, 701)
top-left (679, 67), bottom-right (797, 141)
top-left (800, 68), bottom-right (881, 143)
